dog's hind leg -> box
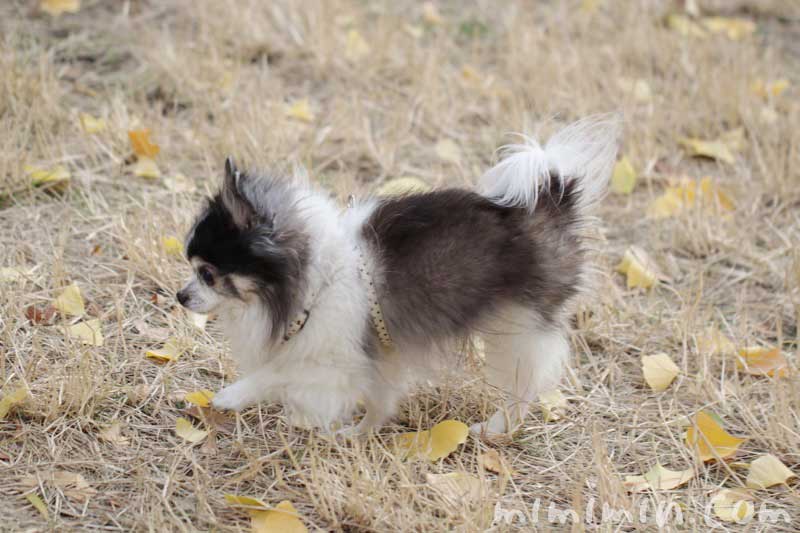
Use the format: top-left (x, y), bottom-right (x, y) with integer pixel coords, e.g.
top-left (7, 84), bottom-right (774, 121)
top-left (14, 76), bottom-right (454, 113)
top-left (470, 311), bottom-right (569, 436)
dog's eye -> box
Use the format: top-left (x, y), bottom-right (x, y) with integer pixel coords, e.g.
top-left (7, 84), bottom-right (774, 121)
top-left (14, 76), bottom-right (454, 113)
top-left (198, 266), bottom-right (215, 286)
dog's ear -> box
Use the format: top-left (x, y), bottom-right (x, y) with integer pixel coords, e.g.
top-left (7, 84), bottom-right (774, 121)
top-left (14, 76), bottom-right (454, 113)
top-left (221, 156), bottom-right (256, 228)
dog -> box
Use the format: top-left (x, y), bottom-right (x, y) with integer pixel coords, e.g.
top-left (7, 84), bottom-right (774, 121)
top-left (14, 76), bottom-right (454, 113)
top-left (177, 115), bottom-right (619, 435)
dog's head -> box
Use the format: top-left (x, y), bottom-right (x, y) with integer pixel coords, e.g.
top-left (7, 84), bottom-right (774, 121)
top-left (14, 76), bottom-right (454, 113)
top-left (177, 158), bottom-right (308, 336)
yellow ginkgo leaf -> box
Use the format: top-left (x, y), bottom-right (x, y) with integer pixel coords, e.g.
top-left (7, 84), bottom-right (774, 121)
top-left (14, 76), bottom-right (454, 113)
top-left (133, 157), bottom-right (161, 179)
top-left (145, 337), bottom-right (184, 363)
top-left (647, 187), bottom-right (684, 219)
top-left (224, 494), bottom-right (268, 509)
top-left (665, 13), bottom-right (707, 38)
top-left (376, 177), bottom-right (431, 197)
top-left (161, 236), bottom-right (184, 257)
top-left (79, 113), bottom-right (106, 134)
top-left (736, 346), bottom-right (788, 378)
top-left (696, 328), bottom-right (736, 356)
top-left (700, 16), bottom-right (756, 41)
top-left (61, 319), bottom-right (104, 346)
top-left (395, 420), bottom-right (469, 461)
top-left (478, 448), bottom-right (516, 477)
top-left (41, 0), bottom-right (80, 16)
top-left (344, 30), bottom-right (370, 62)
top-left (617, 78), bottom-right (652, 103)
top-left (175, 417), bottom-right (208, 443)
top-left (751, 79), bottom-right (790, 100)
top-left (285, 99), bottom-right (314, 123)
top-left (425, 472), bottom-right (485, 505)
top-left (461, 65), bottom-right (481, 84)
top-left (624, 463), bottom-right (694, 492)
top-left (685, 410), bottom-right (746, 462)
top-left (53, 283), bottom-right (85, 316)
top-left (539, 389), bottom-right (568, 422)
top-left (711, 489), bottom-right (754, 523)
top-left (128, 129), bottom-right (160, 158)
top-left (642, 353), bottom-right (680, 392)
top-left (185, 390), bottom-right (215, 408)
top-left (0, 386), bottom-right (28, 418)
top-left (421, 2), bottom-right (443, 25)
top-left (615, 247), bottom-right (658, 289)
top-left (435, 139), bottom-right (461, 164)
top-left (251, 500), bottom-right (308, 533)
top-left (26, 493), bottom-right (49, 519)
top-left (610, 156), bottom-right (637, 194)
top-left (678, 137), bottom-right (735, 164)
top-left (647, 177), bottom-right (733, 219)
top-left (746, 454), bottom-right (796, 489)
top-left (24, 164), bottom-right (71, 189)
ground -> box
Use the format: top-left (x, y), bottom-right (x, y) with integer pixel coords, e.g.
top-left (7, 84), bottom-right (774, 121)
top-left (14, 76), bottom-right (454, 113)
top-left (1, 0), bottom-right (799, 531)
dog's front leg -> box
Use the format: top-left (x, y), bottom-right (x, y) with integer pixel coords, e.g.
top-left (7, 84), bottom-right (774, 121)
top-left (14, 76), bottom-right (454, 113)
top-left (212, 366), bottom-right (280, 412)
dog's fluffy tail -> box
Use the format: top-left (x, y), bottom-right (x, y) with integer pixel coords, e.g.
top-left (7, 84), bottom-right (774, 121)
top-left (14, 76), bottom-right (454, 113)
top-left (479, 114), bottom-right (621, 213)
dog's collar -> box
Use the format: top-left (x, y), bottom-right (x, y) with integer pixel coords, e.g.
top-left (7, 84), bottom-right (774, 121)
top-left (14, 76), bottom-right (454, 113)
top-left (281, 245), bottom-right (394, 348)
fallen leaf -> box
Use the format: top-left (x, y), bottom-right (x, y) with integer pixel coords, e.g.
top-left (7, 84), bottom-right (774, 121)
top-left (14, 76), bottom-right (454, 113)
top-left (251, 500), bottom-right (308, 533)
top-left (616, 246), bottom-right (659, 289)
top-left (41, 0), bottom-right (80, 16)
top-left (175, 417), bottom-right (208, 443)
top-left (539, 389), bottom-right (568, 422)
top-left (25, 305), bottom-right (57, 325)
top-left (184, 405), bottom-right (235, 434)
top-left (224, 494), bottom-right (268, 509)
top-left (610, 156), bottom-right (637, 194)
top-left (711, 489), bottom-right (754, 522)
top-left (686, 410), bottom-right (746, 462)
top-left (624, 464), bottom-right (694, 492)
top-left (678, 137), bottom-right (735, 164)
top-left (133, 320), bottom-right (171, 340)
top-left (161, 236), bottom-right (184, 257)
top-left (128, 129), bottom-right (160, 158)
top-left (24, 164), bottom-right (71, 190)
top-left (286, 99), bottom-right (314, 123)
top-left (145, 337), bottom-right (184, 363)
top-left (344, 30), bottom-right (370, 62)
top-left (736, 346), bottom-right (788, 378)
top-left (79, 113), bottom-right (106, 134)
top-left (617, 78), bottom-right (652, 103)
top-left (746, 454), bottom-right (796, 489)
top-left (61, 319), bottom-right (104, 346)
top-left (435, 139), bottom-right (461, 164)
top-left (642, 353), bottom-right (680, 392)
top-left (665, 13), bottom-right (707, 38)
top-left (25, 492), bottom-right (49, 519)
top-left (426, 472), bottom-right (485, 505)
top-left (376, 177), bottom-right (431, 196)
top-left (700, 17), bottom-right (756, 41)
top-left (395, 420), bottom-right (469, 461)
top-left (479, 448), bottom-right (515, 477)
top-left (185, 389), bottom-right (215, 408)
top-left (97, 421), bottom-right (128, 446)
top-left (696, 328), bottom-right (736, 356)
top-left (23, 471), bottom-right (98, 503)
top-left (53, 283), bottom-right (85, 316)
top-left (580, 0), bottom-right (600, 13)
top-left (461, 65), bottom-right (481, 84)
top-left (0, 386), bottom-right (28, 418)
top-left (133, 157), bottom-right (161, 179)
top-left (751, 79), bottom-right (790, 100)
top-left (421, 2), bottom-right (443, 25)
top-left (647, 177), bottom-right (733, 219)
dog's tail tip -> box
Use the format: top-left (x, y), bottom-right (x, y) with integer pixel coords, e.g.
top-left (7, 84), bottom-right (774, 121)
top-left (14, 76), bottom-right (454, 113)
top-left (479, 113), bottom-right (622, 212)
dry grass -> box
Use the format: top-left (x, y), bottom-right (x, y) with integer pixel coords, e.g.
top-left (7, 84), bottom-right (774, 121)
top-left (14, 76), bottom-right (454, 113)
top-left (1, 0), bottom-right (799, 531)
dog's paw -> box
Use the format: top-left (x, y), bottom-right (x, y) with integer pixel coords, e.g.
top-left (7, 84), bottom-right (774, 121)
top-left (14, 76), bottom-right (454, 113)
top-left (469, 412), bottom-right (510, 437)
top-left (211, 385), bottom-right (250, 412)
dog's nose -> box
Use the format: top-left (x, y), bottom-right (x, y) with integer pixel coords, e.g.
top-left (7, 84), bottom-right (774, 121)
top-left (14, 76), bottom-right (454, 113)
top-left (176, 290), bottom-right (189, 306)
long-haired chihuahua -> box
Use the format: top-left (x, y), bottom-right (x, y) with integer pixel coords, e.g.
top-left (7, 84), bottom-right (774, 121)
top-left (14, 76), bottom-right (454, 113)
top-left (177, 115), bottom-right (620, 436)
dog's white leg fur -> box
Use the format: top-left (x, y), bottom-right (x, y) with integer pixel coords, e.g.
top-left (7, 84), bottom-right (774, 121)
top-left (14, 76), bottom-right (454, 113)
top-left (470, 310), bottom-right (569, 436)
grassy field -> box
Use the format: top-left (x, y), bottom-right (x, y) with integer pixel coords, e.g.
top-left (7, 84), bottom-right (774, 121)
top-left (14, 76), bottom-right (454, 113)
top-left (1, 0), bottom-right (799, 531)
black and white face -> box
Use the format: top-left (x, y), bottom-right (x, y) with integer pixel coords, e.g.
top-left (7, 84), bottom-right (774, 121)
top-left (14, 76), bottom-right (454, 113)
top-left (176, 258), bottom-right (228, 313)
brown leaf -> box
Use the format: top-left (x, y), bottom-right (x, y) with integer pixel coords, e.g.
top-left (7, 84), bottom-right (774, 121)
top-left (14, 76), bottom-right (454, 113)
top-left (25, 305), bottom-right (57, 325)
top-left (184, 405), bottom-right (235, 434)
top-left (479, 448), bottom-right (516, 477)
